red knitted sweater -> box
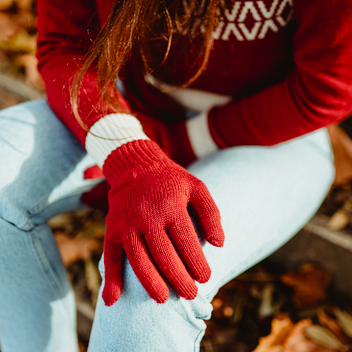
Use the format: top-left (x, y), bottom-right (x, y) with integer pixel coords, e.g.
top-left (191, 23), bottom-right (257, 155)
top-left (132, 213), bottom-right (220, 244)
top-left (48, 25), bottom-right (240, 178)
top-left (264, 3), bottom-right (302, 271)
top-left (36, 0), bottom-right (352, 149)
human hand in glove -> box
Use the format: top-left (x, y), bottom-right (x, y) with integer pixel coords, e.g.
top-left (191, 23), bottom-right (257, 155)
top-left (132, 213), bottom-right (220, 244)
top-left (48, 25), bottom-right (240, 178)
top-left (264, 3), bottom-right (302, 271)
top-left (134, 111), bottom-right (197, 167)
top-left (102, 139), bottom-right (224, 305)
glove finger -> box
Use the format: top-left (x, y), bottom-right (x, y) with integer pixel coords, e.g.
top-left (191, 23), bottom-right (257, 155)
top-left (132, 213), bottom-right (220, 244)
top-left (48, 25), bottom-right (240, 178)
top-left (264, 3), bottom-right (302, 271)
top-left (102, 239), bottom-right (125, 306)
top-left (125, 233), bottom-right (169, 303)
top-left (168, 218), bottom-right (211, 284)
top-left (146, 230), bottom-right (198, 300)
top-left (189, 182), bottom-right (225, 247)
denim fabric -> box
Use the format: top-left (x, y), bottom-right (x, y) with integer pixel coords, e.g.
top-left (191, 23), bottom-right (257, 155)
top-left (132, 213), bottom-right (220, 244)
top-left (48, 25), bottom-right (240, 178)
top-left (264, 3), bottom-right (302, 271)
top-left (0, 99), bottom-right (334, 352)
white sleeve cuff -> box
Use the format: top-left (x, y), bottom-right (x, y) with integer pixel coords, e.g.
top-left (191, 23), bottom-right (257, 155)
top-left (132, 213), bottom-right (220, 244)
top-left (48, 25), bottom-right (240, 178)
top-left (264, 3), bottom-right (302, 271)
top-left (85, 113), bottom-right (149, 168)
top-left (186, 111), bottom-right (219, 159)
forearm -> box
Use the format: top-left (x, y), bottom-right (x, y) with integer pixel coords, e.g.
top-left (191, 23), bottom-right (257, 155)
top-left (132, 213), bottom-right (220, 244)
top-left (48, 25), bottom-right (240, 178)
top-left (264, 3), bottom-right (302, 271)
top-left (36, 0), bottom-right (119, 145)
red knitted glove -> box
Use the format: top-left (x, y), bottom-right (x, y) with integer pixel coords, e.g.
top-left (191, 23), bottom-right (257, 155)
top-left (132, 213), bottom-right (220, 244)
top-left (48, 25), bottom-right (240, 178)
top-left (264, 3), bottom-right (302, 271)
top-left (135, 111), bottom-right (197, 167)
top-left (102, 139), bottom-right (224, 305)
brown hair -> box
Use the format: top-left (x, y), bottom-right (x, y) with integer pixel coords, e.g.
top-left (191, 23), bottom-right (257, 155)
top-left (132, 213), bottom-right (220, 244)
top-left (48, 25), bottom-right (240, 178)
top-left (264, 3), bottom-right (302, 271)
top-left (71, 0), bottom-right (221, 130)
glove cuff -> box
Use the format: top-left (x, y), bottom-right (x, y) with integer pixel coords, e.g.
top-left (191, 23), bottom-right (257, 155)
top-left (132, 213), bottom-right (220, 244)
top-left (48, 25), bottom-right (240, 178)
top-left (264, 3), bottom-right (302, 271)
top-left (86, 113), bottom-right (150, 168)
top-left (102, 139), bottom-right (170, 184)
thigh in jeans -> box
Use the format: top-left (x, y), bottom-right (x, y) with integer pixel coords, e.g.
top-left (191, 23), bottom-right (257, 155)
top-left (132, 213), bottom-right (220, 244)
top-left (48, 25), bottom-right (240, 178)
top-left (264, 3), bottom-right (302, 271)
top-left (89, 129), bottom-right (334, 352)
top-left (0, 100), bottom-right (102, 352)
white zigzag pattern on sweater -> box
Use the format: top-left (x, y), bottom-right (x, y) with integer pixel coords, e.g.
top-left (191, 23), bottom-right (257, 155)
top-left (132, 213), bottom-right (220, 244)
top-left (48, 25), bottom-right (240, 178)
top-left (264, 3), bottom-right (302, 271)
top-left (181, 0), bottom-right (294, 41)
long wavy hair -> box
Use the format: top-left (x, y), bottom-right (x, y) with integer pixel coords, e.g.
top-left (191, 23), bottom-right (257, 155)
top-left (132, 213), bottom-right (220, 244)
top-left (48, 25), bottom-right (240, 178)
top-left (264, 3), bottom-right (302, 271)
top-left (71, 0), bottom-right (221, 130)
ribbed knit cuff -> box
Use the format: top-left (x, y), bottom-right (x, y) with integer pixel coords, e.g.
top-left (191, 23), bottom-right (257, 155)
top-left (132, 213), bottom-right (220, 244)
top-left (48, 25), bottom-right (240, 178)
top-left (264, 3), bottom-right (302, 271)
top-left (186, 111), bottom-right (219, 158)
top-left (85, 113), bottom-right (149, 168)
top-left (102, 139), bottom-right (170, 184)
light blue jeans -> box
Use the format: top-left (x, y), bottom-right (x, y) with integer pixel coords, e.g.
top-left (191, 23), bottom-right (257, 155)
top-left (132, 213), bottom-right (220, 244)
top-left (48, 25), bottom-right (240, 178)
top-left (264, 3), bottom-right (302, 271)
top-left (0, 100), bottom-right (334, 352)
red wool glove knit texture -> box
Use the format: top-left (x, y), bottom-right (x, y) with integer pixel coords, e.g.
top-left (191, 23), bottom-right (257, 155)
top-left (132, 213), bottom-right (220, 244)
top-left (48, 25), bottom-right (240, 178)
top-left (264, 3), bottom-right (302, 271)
top-left (101, 139), bottom-right (224, 305)
top-left (134, 111), bottom-right (197, 167)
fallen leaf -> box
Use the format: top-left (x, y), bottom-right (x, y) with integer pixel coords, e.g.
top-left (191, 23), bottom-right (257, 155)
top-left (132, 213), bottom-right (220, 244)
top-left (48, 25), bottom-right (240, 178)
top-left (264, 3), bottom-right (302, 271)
top-left (11, 10), bottom-right (36, 30)
top-left (304, 325), bottom-right (345, 351)
top-left (47, 213), bottom-right (76, 232)
top-left (223, 306), bottom-right (234, 318)
top-left (258, 283), bottom-right (283, 319)
top-left (283, 319), bottom-right (337, 352)
top-left (252, 314), bottom-right (294, 352)
top-left (15, 0), bottom-right (33, 10)
top-left (211, 298), bottom-right (223, 310)
top-left (0, 0), bottom-right (14, 11)
top-left (16, 54), bottom-right (45, 90)
top-left (0, 29), bottom-right (36, 52)
top-left (280, 264), bottom-right (332, 307)
top-left (54, 231), bottom-right (100, 266)
top-left (85, 259), bottom-right (101, 307)
top-left (78, 339), bottom-right (87, 352)
top-left (328, 125), bottom-right (352, 187)
top-left (327, 210), bottom-right (350, 231)
top-left (318, 309), bottom-right (350, 344)
top-left (0, 12), bottom-right (19, 40)
top-left (75, 218), bottom-right (106, 241)
top-left (334, 308), bottom-right (352, 339)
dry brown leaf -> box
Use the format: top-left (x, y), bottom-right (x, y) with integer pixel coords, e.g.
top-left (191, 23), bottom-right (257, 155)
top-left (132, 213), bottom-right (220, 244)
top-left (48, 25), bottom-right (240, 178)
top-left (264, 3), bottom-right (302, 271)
top-left (283, 319), bottom-right (337, 352)
top-left (334, 309), bottom-right (352, 339)
top-left (0, 29), bottom-right (36, 52)
top-left (0, 0), bottom-right (14, 11)
top-left (328, 125), bottom-right (352, 187)
top-left (54, 231), bottom-right (100, 266)
top-left (258, 284), bottom-right (283, 319)
top-left (78, 237), bottom-right (101, 262)
top-left (327, 193), bottom-right (352, 231)
top-left (78, 338), bottom-right (88, 352)
top-left (16, 54), bottom-right (45, 90)
top-left (211, 298), bottom-right (223, 310)
top-left (75, 218), bottom-right (106, 241)
top-left (15, 0), bottom-right (33, 10)
top-left (280, 264), bottom-right (332, 307)
top-left (85, 259), bottom-right (101, 307)
top-left (252, 314), bottom-right (294, 352)
top-left (223, 306), bottom-right (234, 318)
top-left (304, 325), bottom-right (345, 351)
top-left (47, 213), bottom-right (76, 232)
top-left (0, 12), bottom-right (19, 40)
top-left (318, 309), bottom-right (350, 344)
top-left (11, 10), bottom-right (36, 30)
top-left (327, 210), bottom-right (350, 231)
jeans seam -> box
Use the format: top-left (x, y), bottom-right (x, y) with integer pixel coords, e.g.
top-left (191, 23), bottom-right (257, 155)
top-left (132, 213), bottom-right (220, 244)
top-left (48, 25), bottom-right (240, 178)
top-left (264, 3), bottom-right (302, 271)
top-left (29, 227), bottom-right (72, 320)
top-left (194, 328), bottom-right (205, 352)
top-left (27, 186), bottom-right (97, 218)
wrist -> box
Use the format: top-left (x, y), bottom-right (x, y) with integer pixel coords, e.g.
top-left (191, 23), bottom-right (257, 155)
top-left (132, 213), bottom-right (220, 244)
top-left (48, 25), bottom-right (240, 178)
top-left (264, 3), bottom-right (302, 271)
top-left (85, 113), bottom-right (149, 168)
top-left (102, 139), bottom-right (170, 184)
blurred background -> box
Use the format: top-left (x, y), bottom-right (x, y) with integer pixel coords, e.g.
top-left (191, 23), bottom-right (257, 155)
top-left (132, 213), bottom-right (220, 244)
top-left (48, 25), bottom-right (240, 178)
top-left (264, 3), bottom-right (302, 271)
top-left (1, 1), bottom-right (352, 351)
top-left (0, 0), bottom-right (44, 107)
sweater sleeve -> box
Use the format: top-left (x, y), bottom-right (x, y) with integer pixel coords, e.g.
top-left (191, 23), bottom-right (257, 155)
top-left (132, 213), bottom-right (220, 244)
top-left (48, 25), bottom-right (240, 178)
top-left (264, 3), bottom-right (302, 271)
top-left (205, 0), bottom-right (352, 147)
top-left (36, 0), bottom-right (141, 149)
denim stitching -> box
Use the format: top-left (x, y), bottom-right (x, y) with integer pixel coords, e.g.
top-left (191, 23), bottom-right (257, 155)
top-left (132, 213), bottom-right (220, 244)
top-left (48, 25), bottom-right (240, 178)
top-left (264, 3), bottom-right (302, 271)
top-left (30, 228), bottom-right (63, 295)
top-left (29, 227), bottom-right (72, 321)
top-left (27, 185), bottom-right (98, 217)
top-left (193, 328), bottom-right (206, 352)
top-left (27, 197), bottom-right (50, 216)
